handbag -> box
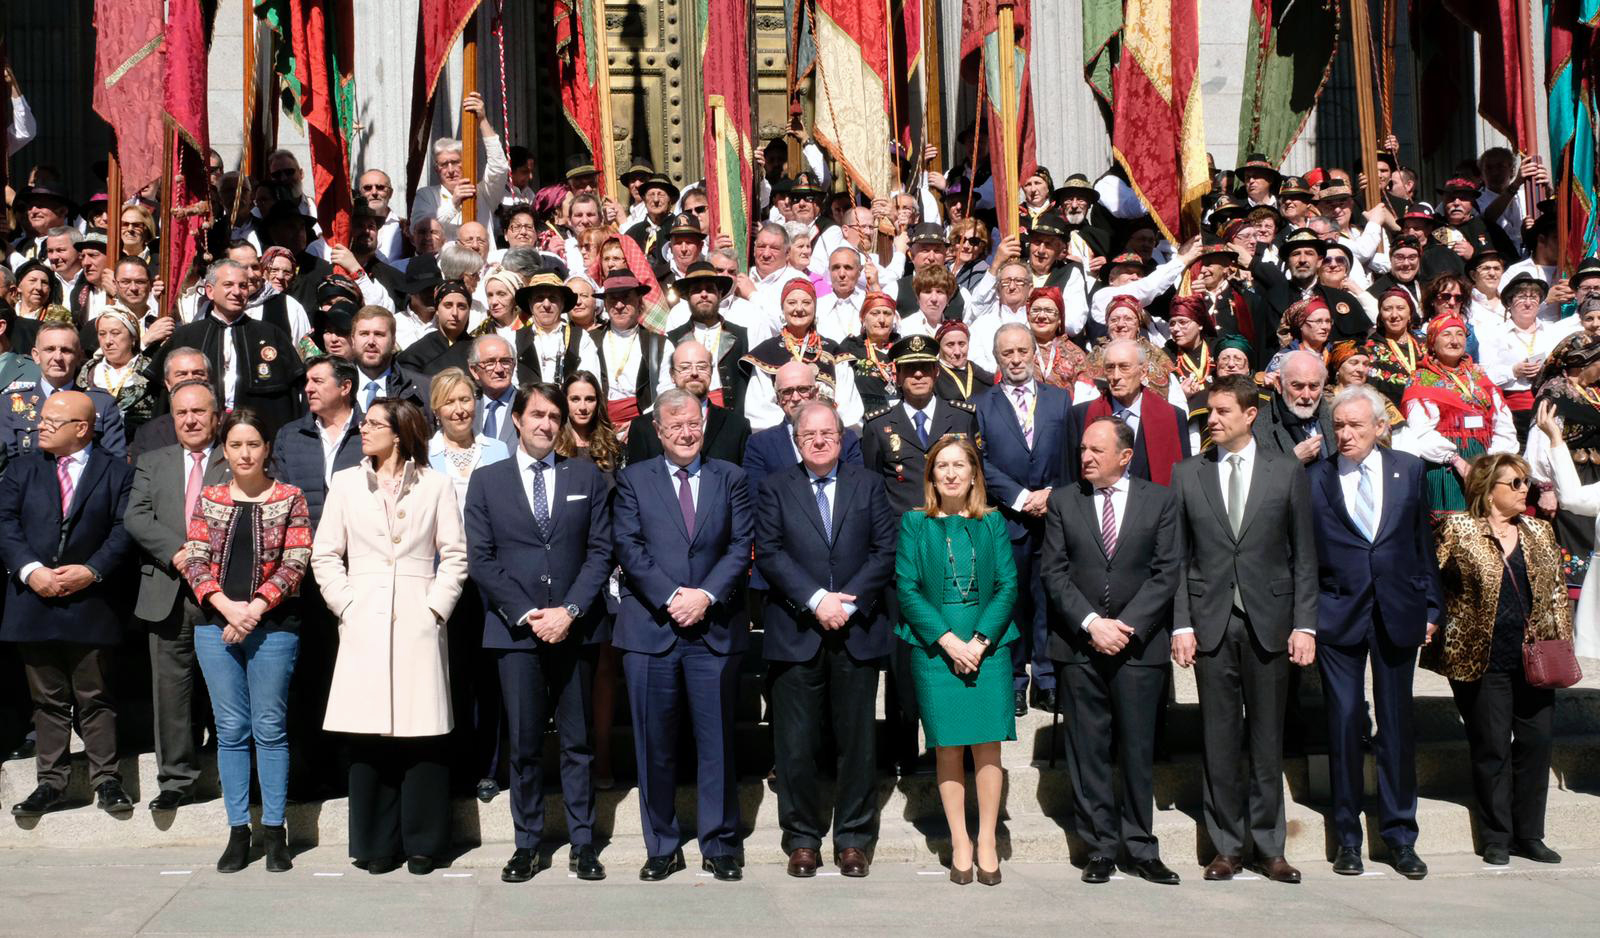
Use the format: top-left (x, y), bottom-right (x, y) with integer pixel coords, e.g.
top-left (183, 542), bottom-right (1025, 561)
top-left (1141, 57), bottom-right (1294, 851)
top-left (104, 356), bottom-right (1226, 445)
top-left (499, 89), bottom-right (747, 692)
top-left (1498, 536), bottom-right (1582, 689)
top-left (1524, 637), bottom-right (1582, 689)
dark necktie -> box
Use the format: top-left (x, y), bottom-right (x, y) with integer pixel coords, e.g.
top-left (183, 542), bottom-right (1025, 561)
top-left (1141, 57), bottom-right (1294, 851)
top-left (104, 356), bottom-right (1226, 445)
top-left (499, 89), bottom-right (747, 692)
top-left (675, 467), bottom-right (696, 539)
top-left (530, 460), bottom-right (551, 539)
top-left (914, 411), bottom-right (929, 447)
top-left (815, 477), bottom-right (832, 542)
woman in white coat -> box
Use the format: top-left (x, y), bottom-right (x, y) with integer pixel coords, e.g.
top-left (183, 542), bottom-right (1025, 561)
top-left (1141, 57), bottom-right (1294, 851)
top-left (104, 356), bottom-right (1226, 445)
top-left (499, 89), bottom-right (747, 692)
top-left (312, 397), bottom-right (470, 876)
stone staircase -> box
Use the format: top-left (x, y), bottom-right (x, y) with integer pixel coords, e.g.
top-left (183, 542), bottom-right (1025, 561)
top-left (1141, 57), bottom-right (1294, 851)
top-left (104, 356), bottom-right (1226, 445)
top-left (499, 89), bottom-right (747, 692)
top-left (3, 650), bottom-right (1599, 868)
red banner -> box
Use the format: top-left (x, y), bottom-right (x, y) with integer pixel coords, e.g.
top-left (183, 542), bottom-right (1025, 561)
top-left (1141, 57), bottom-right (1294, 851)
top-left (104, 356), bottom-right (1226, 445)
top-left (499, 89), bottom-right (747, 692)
top-left (814, 0), bottom-right (894, 197)
top-left (288, 0), bottom-right (356, 249)
top-left (552, 0), bottom-right (603, 164)
top-left (92, 0), bottom-right (165, 193)
top-left (405, 1), bottom-right (482, 210)
top-left (163, 0), bottom-right (212, 295)
top-left (1112, 0), bottom-right (1206, 241)
top-left (702, 0), bottom-right (753, 263)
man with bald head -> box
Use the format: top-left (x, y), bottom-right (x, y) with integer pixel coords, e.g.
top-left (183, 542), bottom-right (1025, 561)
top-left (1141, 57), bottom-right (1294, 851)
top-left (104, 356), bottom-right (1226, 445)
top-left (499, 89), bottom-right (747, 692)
top-left (1, 391), bottom-right (138, 819)
top-left (625, 341), bottom-right (751, 465)
top-left (1063, 338), bottom-right (1191, 486)
top-left (1254, 349), bottom-right (1334, 464)
top-left (744, 361), bottom-right (863, 489)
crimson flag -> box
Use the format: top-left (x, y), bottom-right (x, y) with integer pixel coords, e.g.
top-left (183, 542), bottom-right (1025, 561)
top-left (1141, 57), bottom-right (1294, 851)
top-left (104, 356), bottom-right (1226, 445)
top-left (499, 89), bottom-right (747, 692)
top-left (1112, 0), bottom-right (1206, 241)
top-left (552, 0), bottom-right (604, 174)
top-left (405, 0), bottom-right (482, 212)
top-left (92, 0), bottom-right (165, 194)
top-left (700, 0), bottom-right (754, 263)
top-left (163, 0), bottom-right (212, 294)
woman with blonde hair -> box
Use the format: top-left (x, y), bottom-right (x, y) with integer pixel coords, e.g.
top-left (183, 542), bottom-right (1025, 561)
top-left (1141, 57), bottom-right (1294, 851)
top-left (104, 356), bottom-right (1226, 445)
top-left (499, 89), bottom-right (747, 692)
top-left (894, 435), bottom-right (1017, 885)
top-left (471, 268), bottom-right (525, 340)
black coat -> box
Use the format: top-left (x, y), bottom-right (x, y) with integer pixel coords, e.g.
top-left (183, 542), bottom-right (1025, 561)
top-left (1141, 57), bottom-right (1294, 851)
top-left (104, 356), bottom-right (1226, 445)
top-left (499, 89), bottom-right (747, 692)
top-left (624, 403), bottom-right (750, 467)
top-left (157, 315), bottom-right (306, 436)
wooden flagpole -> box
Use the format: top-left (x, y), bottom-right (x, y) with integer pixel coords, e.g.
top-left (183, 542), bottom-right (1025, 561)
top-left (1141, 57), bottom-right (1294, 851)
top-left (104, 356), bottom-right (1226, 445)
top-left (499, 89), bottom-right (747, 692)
top-left (922, 0), bottom-right (943, 173)
top-left (996, 0), bottom-right (1020, 239)
top-left (1516, 0), bottom-right (1546, 236)
top-left (592, 3), bottom-right (620, 203)
top-left (460, 13), bottom-right (481, 221)
top-left (237, 0), bottom-right (258, 225)
top-left (106, 154), bottom-right (123, 269)
top-left (1348, 0), bottom-right (1382, 209)
top-left (157, 127), bottom-right (176, 318)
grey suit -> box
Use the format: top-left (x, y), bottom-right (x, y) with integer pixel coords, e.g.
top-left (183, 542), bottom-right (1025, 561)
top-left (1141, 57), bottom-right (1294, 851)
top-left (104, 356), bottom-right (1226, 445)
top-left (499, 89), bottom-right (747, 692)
top-left (1171, 444), bottom-right (1318, 860)
top-left (124, 443), bottom-right (230, 795)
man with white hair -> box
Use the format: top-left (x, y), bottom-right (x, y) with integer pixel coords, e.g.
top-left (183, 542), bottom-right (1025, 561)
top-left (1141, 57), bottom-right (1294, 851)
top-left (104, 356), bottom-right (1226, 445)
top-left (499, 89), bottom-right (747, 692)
top-left (740, 223), bottom-right (807, 331)
top-left (1253, 349), bottom-right (1334, 464)
top-left (408, 92), bottom-right (510, 248)
top-left (1063, 338), bottom-right (1191, 485)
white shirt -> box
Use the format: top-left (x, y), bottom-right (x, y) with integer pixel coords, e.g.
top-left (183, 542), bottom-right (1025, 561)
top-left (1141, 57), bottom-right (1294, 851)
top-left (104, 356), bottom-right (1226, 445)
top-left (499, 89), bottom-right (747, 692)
top-left (816, 289), bottom-right (865, 344)
top-left (1402, 380), bottom-right (1518, 463)
top-left (802, 465), bottom-right (857, 616)
top-left (178, 445), bottom-right (214, 494)
top-left (1079, 473), bottom-right (1130, 630)
top-left (1001, 380), bottom-right (1044, 509)
top-left (407, 132), bottom-right (512, 249)
top-left (317, 411), bottom-right (354, 487)
top-left (1337, 448), bottom-right (1386, 537)
top-left (18, 444), bottom-right (93, 585)
top-left (1110, 393), bottom-right (1143, 436)
top-left (515, 447), bottom-right (557, 525)
top-left (901, 398), bottom-right (938, 441)
top-left (1480, 318), bottom-right (1572, 392)
top-left (663, 456), bottom-right (718, 605)
top-left (967, 302), bottom-right (1029, 373)
top-left (1500, 258), bottom-right (1566, 324)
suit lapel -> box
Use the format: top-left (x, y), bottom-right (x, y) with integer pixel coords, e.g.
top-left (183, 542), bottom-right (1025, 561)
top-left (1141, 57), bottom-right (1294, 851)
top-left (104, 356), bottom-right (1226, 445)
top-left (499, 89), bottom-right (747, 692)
top-left (691, 461), bottom-right (717, 546)
top-left (1117, 478), bottom-right (1146, 556)
top-left (1236, 453), bottom-right (1271, 540)
top-left (543, 459), bottom-right (568, 541)
top-left (1199, 450), bottom-right (1233, 540)
top-left (1319, 454), bottom-right (1363, 538)
top-left (205, 447), bottom-right (229, 485)
top-left (987, 388), bottom-right (1030, 450)
top-left (651, 458), bottom-right (691, 541)
top-left (1076, 485), bottom-right (1109, 559)
top-left (791, 467), bottom-right (830, 544)
top-left (65, 450), bottom-right (107, 523)
top-left (1372, 447), bottom-right (1405, 543)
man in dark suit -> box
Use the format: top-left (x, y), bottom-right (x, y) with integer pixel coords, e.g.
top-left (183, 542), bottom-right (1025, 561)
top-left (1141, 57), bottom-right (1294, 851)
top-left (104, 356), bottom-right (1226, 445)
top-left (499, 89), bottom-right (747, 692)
top-left (123, 380), bottom-right (230, 812)
top-left (1041, 416), bottom-right (1181, 885)
top-left (754, 402), bottom-right (896, 879)
top-left (469, 334), bottom-right (521, 451)
top-left (127, 347), bottom-right (212, 463)
top-left (978, 322), bottom-right (1072, 715)
top-left (465, 382), bottom-right (612, 884)
top-left (156, 258), bottom-right (306, 436)
top-left (1253, 349), bottom-right (1335, 464)
top-left (1170, 376), bottom-right (1318, 884)
top-left (0, 321), bottom-right (127, 476)
top-left (612, 388), bottom-right (753, 882)
top-left (0, 391), bottom-right (137, 817)
top-left (624, 340), bottom-right (750, 465)
top-left (1308, 385), bottom-right (1442, 881)
top-left (1251, 228), bottom-right (1369, 346)
top-left (349, 307), bottom-right (428, 413)
top-left (743, 361), bottom-right (863, 490)
top-left (1062, 339), bottom-right (1191, 486)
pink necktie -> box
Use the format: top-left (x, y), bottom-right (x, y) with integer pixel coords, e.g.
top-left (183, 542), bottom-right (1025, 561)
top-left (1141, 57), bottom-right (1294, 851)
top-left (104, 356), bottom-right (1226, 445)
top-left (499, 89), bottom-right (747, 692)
top-left (1099, 487), bottom-right (1118, 556)
top-left (57, 455), bottom-right (75, 516)
top-left (184, 451), bottom-right (206, 523)
top-left (1013, 385), bottom-right (1034, 447)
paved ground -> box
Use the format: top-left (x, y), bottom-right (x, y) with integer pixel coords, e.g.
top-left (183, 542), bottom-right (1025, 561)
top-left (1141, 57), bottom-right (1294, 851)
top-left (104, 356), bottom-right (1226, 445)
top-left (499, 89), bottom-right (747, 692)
top-left (1, 845), bottom-right (1597, 936)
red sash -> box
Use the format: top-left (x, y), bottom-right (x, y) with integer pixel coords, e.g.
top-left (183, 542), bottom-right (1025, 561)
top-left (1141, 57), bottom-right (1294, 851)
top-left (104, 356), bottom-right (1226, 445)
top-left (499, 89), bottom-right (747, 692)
top-left (707, 388), bottom-right (725, 408)
top-left (1087, 388), bottom-right (1183, 486)
top-left (607, 396), bottom-right (641, 425)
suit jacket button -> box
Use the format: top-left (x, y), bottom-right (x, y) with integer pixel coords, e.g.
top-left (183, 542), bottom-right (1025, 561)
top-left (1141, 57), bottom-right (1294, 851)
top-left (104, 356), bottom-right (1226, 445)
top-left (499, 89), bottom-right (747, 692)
top-left (392, 535), bottom-right (401, 544)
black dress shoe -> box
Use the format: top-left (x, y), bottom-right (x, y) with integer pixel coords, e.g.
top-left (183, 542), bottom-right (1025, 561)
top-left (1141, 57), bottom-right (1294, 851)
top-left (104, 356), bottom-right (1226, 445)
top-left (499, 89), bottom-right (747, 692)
top-left (1482, 843), bottom-right (1510, 866)
top-left (95, 781), bottom-right (134, 816)
top-left (569, 844), bottom-right (606, 880)
top-left (406, 856), bottom-right (435, 876)
top-left (1014, 690), bottom-right (1029, 717)
top-left (702, 855), bottom-right (742, 881)
top-left (6, 739), bottom-right (36, 761)
top-left (1081, 855), bottom-right (1115, 884)
top-left (1390, 845), bottom-right (1428, 880)
top-left (638, 850), bottom-right (686, 881)
top-left (148, 790), bottom-right (192, 812)
top-left (1511, 839), bottom-right (1562, 864)
top-left (502, 848), bottom-right (548, 883)
top-left (1032, 687), bottom-right (1058, 712)
top-left (475, 778), bottom-right (499, 803)
top-left (1127, 857), bottom-right (1181, 885)
top-left (365, 856), bottom-right (403, 875)
top-left (1331, 846), bottom-right (1364, 875)
top-left (10, 784), bottom-right (63, 818)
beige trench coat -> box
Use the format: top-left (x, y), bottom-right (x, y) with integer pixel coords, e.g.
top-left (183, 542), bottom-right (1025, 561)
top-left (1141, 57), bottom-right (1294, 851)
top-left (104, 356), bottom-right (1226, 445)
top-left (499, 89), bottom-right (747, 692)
top-left (312, 461), bottom-right (469, 737)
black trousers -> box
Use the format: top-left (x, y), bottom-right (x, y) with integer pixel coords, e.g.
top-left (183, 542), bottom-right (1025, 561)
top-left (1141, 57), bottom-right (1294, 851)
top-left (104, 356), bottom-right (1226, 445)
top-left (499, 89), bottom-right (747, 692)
top-left (881, 586), bottom-right (922, 768)
top-left (22, 642), bottom-right (120, 790)
top-left (146, 597), bottom-right (204, 795)
top-left (769, 642), bottom-right (882, 854)
top-left (346, 734), bottom-right (451, 862)
top-left (497, 645), bottom-right (596, 850)
top-left (288, 577), bottom-right (342, 797)
top-left (1194, 610), bottom-right (1290, 859)
top-left (449, 582), bottom-right (502, 789)
top-left (1008, 532), bottom-right (1055, 693)
top-left (1057, 655), bottom-right (1165, 863)
top-left (1450, 668), bottom-right (1555, 847)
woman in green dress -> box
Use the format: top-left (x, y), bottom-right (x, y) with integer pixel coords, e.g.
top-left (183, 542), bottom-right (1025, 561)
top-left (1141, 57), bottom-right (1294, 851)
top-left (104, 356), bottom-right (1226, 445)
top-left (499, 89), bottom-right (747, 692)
top-left (895, 435), bottom-right (1018, 886)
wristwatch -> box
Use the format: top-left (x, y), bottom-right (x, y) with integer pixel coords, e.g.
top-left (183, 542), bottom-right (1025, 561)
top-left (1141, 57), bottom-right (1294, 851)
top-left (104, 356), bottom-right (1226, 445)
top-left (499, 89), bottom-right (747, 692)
top-left (973, 632), bottom-right (989, 647)
top-left (564, 603), bottom-right (581, 620)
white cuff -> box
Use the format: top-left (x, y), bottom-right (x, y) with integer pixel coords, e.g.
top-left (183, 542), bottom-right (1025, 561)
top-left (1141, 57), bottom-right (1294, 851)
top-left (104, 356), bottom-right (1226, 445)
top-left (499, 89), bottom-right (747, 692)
top-left (1172, 626), bottom-right (1194, 636)
top-left (1293, 627), bottom-right (1316, 635)
top-left (1079, 611), bottom-right (1098, 631)
top-left (806, 589), bottom-right (827, 612)
top-left (17, 562), bottom-right (41, 586)
top-left (1010, 490), bottom-right (1033, 512)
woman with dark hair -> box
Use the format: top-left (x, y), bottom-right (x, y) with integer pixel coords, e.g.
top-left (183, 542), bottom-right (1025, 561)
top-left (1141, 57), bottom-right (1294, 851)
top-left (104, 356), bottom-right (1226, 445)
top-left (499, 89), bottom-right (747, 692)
top-left (948, 217), bottom-right (992, 296)
top-left (1525, 331), bottom-right (1600, 607)
top-left (934, 320), bottom-right (993, 404)
top-left (1427, 444), bottom-right (1572, 866)
top-left (1423, 273), bottom-right (1481, 360)
top-left (183, 409), bottom-right (313, 874)
top-left (312, 397), bottom-right (470, 876)
top-left (12, 259), bottom-right (60, 321)
top-left (1365, 287), bottom-right (1426, 407)
top-left (896, 435), bottom-right (1017, 885)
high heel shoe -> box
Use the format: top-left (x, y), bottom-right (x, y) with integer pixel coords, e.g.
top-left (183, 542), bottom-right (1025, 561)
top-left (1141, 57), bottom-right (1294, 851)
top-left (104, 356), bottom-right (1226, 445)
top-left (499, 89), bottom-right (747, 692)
top-left (949, 865), bottom-right (974, 884)
top-left (976, 865), bottom-right (1002, 886)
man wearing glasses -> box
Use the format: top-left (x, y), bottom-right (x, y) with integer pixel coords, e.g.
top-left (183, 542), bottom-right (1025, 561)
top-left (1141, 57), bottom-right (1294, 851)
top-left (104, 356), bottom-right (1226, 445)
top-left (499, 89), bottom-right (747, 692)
top-left (744, 361), bottom-right (863, 489)
top-left (354, 169), bottom-right (405, 261)
top-left (624, 341), bottom-right (749, 466)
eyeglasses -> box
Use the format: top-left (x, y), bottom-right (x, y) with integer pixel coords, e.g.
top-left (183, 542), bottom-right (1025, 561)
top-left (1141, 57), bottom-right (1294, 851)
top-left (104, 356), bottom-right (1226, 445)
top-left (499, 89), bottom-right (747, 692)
top-left (776, 385), bottom-right (819, 400)
top-left (796, 430), bottom-right (840, 444)
top-left (1495, 477), bottom-right (1530, 491)
top-left (658, 422), bottom-right (702, 438)
top-left (687, 205), bottom-right (709, 214)
top-left (1434, 294), bottom-right (1462, 304)
top-left (961, 237), bottom-right (985, 247)
top-left (507, 222), bottom-right (536, 233)
top-left (473, 357), bottom-right (516, 371)
top-left (999, 277), bottom-right (1030, 286)
top-left (360, 418), bottom-right (392, 430)
top-left (359, 183), bottom-right (392, 193)
top-left (38, 417), bottom-right (86, 431)
top-left (673, 363), bottom-right (712, 375)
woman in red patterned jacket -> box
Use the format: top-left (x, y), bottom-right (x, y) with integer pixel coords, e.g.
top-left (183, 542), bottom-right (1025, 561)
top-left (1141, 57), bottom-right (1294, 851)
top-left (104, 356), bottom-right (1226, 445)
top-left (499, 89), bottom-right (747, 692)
top-left (183, 408), bottom-right (313, 875)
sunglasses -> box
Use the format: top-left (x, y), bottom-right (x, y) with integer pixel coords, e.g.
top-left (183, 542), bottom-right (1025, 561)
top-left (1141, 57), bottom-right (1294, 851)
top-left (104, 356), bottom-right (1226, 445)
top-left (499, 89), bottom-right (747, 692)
top-left (1495, 477), bottom-right (1529, 491)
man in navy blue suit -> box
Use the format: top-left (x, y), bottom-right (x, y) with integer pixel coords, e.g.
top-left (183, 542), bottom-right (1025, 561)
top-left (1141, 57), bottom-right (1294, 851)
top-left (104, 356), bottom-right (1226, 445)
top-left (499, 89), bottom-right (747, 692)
top-left (978, 322), bottom-right (1072, 715)
top-left (612, 387), bottom-right (753, 882)
top-left (1308, 385), bottom-right (1442, 881)
top-left (754, 401), bottom-right (896, 879)
top-left (465, 382), bottom-right (613, 884)
top-left (743, 361), bottom-right (862, 490)
top-left (0, 392), bottom-right (136, 818)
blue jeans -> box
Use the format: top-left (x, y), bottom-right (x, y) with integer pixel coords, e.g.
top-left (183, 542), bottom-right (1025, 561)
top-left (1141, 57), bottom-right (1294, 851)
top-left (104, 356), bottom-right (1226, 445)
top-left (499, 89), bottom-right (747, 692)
top-left (194, 626), bottom-right (299, 827)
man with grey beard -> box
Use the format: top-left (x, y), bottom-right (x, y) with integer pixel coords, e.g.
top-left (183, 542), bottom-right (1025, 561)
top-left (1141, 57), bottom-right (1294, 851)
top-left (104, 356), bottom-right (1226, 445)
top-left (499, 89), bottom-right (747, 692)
top-left (1252, 350), bottom-right (1335, 463)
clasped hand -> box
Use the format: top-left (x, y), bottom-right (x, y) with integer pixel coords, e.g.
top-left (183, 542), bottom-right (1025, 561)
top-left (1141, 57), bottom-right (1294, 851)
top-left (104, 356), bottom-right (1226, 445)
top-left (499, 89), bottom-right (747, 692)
top-left (814, 592), bottom-right (857, 630)
top-left (211, 596), bottom-right (266, 644)
top-left (668, 588), bottom-right (712, 627)
top-left (937, 631), bottom-right (987, 674)
top-left (1087, 617), bottom-right (1135, 655)
top-left (26, 565), bottom-right (95, 599)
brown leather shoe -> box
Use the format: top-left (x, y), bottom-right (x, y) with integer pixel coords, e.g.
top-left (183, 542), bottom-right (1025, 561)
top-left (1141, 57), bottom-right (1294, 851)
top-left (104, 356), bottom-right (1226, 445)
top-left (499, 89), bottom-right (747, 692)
top-left (836, 847), bottom-right (869, 878)
top-left (1252, 856), bottom-right (1302, 884)
top-left (787, 848), bottom-right (819, 878)
top-left (1203, 854), bottom-right (1242, 881)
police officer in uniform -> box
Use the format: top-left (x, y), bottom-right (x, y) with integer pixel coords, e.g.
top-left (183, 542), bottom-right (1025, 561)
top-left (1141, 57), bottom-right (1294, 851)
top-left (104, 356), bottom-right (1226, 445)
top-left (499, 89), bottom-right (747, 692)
top-left (860, 335), bottom-right (979, 773)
